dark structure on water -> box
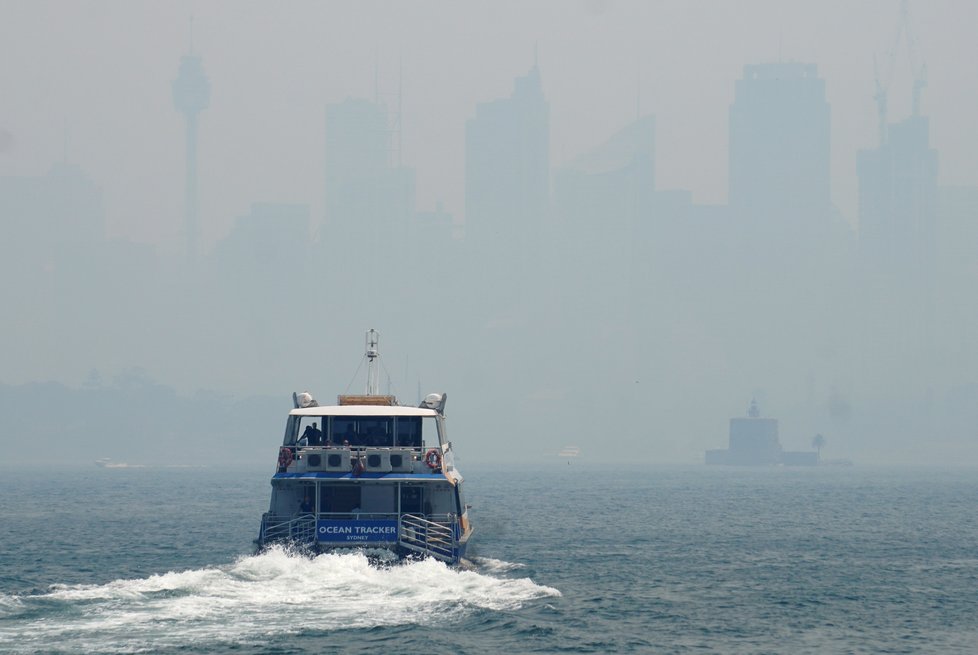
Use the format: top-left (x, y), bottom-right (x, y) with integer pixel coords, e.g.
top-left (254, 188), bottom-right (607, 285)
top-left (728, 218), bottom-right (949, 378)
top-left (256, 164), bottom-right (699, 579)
top-left (705, 400), bottom-right (818, 466)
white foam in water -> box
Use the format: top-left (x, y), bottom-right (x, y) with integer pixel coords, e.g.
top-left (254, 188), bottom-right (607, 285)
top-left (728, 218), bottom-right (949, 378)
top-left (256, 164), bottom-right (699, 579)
top-left (0, 548), bottom-right (560, 653)
top-left (470, 556), bottom-right (527, 573)
top-left (0, 593), bottom-right (24, 618)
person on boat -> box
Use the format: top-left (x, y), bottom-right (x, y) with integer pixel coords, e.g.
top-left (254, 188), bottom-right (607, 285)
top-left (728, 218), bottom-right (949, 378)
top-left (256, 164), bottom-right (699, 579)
top-left (339, 424), bottom-right (356, 445)
top-left (301, 422), bottom-right (323, 446)
top-left (299, 494), bottom-right (313, 514)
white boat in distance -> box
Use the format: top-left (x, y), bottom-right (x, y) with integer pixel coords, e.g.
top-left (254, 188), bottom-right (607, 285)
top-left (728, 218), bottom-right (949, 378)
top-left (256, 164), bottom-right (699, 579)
top-left (255, 330), bottom-right (473, 564)
top-left (94, 458), bottom-right (145, 468)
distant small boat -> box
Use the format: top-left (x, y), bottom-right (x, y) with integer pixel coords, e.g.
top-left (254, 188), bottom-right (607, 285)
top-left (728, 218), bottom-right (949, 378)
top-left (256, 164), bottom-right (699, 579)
top-left (94, 458), bottom-right (144, 469)
top-left (558, 446), bottom-right (580, 458)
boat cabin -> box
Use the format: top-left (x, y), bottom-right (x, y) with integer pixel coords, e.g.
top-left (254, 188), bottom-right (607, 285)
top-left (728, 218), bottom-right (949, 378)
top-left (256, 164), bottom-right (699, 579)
top-left (259, 395), bottom-right (468, 560)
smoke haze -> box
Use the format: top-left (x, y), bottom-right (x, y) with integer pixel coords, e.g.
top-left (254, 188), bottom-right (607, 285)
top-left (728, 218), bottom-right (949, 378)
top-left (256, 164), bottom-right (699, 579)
top-left (1, 1), bottom-right (977, 467)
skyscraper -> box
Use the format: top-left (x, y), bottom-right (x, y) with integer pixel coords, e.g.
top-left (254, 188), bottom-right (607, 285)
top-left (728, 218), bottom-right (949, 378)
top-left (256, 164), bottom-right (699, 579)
top-left (323, 97), bottom-right (415, 302)
top-left (857, 113), bottom-right (938, 383)
top-left (729, 63), bottom-right (830, 220)
top-left (553, 114), bottom-right (655, 322)
top-left (464, 64), bottom-right (549, 312)
top-left (726, 62), bottom-right (852, 397)
top-left (858, 115), bottom-right (938, 281)
top-left (172, 47), bottom-right (210, 264)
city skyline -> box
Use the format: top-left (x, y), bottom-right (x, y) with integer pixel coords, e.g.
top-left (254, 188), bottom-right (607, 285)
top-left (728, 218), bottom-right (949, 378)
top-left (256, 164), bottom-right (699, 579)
top-left (2, 1), bottom-right (977, 468)
top-left (1, 2), bottom-right (976, 251)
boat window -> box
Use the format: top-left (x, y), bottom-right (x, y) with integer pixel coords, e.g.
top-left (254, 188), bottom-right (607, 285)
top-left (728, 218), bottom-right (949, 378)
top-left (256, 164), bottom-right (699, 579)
top-left (361, 485), bottom-right (396, 513)
top-left (422, 416), bottom-right (439, 449)
top-left (330, 416), bottom-right (393, 447)
top-left (360, 417), bottom-right (393, 446)
top-left (282, 415), bottom-right (300, 446)
top-left (400, 485), bottom-right (424, 513)
top-left (395, 417), bottom-right (422, 448)
top-left (331, 417), bottom-right (357, 445)
top-left (319, 484), bottom-right (361, 513)
top-left (297, 483), bottom-right (315, 513)
top-left (296, 417), bottom-right (325, 446)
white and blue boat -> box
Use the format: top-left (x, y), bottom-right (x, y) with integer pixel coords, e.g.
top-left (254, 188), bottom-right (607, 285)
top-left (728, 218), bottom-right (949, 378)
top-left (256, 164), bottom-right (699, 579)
top-left (256, 330), bottom-right (473, 564)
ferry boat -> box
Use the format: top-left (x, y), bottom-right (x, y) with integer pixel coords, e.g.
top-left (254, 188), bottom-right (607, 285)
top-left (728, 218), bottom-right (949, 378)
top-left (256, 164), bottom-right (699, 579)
top-left (256, 330), bottom-right (473, 564)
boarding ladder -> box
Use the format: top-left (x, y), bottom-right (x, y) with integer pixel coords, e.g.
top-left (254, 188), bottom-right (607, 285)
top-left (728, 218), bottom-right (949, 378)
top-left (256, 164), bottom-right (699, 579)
top-left (398, 514), bottom-right (459, 563)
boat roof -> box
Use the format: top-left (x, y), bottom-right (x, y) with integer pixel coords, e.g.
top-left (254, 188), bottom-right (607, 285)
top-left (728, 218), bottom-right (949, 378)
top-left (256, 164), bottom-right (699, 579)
top-left (290, 405), bottom-right (439, 418)
top-left (274, 472), bottom-right (453, 482)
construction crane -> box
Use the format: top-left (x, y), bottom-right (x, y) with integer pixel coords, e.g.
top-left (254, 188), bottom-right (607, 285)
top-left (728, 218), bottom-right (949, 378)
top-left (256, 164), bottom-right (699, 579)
top-left (873, 0), bottom-right (927, 146)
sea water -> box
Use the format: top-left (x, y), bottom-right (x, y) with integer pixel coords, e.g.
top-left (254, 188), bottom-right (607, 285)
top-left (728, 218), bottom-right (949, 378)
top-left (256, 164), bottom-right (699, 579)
top-left (1, 464), bottom-right (977, 654)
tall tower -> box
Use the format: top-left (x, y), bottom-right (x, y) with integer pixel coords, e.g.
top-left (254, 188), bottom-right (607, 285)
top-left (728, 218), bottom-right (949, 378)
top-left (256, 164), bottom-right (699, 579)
top-left (323, 96), bottom-right (415, 301)
top-left (172, 30), bottom-right (210, 264)
top-left (466, 64), bottom-right (549, 246)
top-left (464, 64), bottom-right (550, 312)
top-left (728, 62), bottom-right (830, 220)
top-left (857, 1), bottom-right (936, 389)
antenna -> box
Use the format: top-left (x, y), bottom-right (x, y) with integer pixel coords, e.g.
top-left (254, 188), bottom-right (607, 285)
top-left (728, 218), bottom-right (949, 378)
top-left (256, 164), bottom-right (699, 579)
top-left (374, 49), bottom-right (380, 104)
top-left (912, 62), bottom-right (927, 117)
top-left (902, 0), bottom-right (927, 117)
top-left (636, 65), bottom-right (641, 120)
top-left (397, 57), bottom-right (403, 168)
top-left (873, 55), bottom-right (888, 146)
top-left (365, 329), bottom-right (380, 395)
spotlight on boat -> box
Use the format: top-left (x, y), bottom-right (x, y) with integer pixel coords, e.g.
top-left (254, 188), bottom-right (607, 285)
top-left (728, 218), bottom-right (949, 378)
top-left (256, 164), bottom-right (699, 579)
top-left (421, 393), bottom-right (447, 413)
top-left (294, 391), bottom-right (318, 408)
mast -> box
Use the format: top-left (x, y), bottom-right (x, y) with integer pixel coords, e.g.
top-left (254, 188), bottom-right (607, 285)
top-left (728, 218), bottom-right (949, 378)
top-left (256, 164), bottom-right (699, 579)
top-left (365, 329), bottom-right (380, 395)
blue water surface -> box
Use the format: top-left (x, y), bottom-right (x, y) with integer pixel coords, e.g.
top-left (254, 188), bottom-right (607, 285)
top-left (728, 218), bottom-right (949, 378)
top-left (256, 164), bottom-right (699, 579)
top-left (1, 463), bottom-right (976, 654)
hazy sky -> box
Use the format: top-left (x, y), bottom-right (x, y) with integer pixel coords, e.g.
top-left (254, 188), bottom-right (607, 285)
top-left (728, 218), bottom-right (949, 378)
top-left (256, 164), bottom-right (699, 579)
top-left (2, 0), bottom-right (976, 251)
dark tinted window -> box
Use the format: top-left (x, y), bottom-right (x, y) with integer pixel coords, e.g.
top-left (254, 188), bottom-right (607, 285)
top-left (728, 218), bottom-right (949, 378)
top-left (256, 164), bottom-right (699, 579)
top-left (331, 417), bottom-right (393, 447)
top-left (396, 417), bottom-right (422, 447)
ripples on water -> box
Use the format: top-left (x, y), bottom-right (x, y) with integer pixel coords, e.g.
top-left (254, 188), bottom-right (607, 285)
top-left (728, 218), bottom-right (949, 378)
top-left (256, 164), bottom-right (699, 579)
top-left (1, 465), bottom-right (977, 653)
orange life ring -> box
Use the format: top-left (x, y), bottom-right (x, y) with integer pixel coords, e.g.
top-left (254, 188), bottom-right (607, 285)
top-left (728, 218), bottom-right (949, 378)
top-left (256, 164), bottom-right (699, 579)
top-left (424, 448), bottom-right (442, 469)
top-left (278, 447), bottom-right (293, 469)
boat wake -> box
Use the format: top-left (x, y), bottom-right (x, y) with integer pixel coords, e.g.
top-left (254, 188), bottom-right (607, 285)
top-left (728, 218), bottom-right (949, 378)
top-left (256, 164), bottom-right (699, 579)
top-left (0, 547), bottom-right (559, 654)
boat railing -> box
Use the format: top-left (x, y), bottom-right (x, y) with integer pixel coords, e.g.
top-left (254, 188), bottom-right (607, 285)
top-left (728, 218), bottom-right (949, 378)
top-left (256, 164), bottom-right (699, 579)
top-left (259, 512), bottom-right (404, 545)
top-left (398, 513), bottom-right (459, 563)
top-left (259, 511), bottom-right (459, 561)
top-left (259, 512), bottom-right (317, 546)
top-left (294, 444), bottom-right (426, 453)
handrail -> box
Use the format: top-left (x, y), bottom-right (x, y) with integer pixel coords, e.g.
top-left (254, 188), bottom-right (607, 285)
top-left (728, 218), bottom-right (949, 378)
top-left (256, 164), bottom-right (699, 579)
top-left (260, 512), bottom-right (317, 546)
top-left (259, 511), bottom-right (461, 564)
top-left (293, 444), bottom-right (428, 453)
top-left (398, 513), bottom-right (458, 562)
